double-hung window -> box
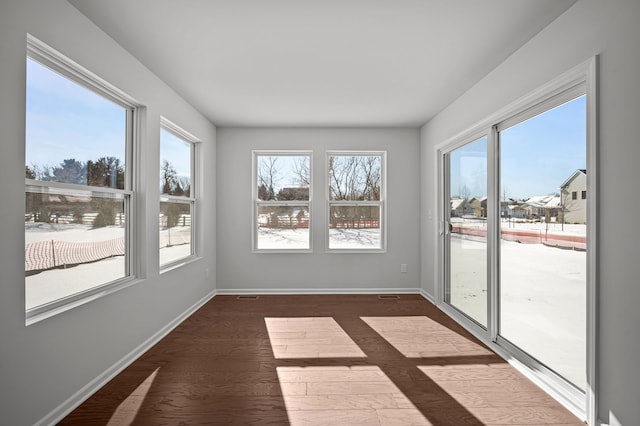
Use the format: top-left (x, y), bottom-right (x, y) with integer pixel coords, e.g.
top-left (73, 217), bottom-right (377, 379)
top-left (25, 37), bottom-right (138, 321)
top-left (327, 151), bottom-right (386, 251)
top-left (159, 119), bottom-right (198, 268)
top-left (253, 151), bottom-right (312, 251)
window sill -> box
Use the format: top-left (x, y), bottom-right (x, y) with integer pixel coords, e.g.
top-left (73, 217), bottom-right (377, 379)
top-left (26, 276), bottom-right (143, 326)
top-left (326, 248), bottom-right (387, 254)
top-left (252, 249), bottom-right (313, 254)
top-left (160, 255), bottom-right (201, 274)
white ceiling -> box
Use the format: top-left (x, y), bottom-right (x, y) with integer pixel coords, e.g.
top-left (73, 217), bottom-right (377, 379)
top-left (68, 0), bottom-right (577, 127)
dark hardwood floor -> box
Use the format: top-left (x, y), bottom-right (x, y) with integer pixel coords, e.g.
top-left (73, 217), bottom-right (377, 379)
top-left (60, 294), bottom-right (585, 425)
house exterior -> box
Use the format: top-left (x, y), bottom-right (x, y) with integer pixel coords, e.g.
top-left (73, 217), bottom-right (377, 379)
top-left (560, 169), bottom-right (587, 224)
top-left (450, 198), bottom-right (474, 217)
top-left (507, 203), bottom-right (527, 219)
top-left (468, 196), bottom-right (487, 218)
top-left (524, 194), bottom-right (562, 221)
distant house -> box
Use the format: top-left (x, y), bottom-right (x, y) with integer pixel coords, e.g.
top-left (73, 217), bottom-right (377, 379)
top-left (507, 203), bottom-right (527, 219)
top-left (524, 194), bottom-right (561, 221)
top-left (468, 196), bottom-right (487, 218)
top-left (450, 198), bottom-right (474, 217)
top-left (560, 169), bottom-right (587, 224)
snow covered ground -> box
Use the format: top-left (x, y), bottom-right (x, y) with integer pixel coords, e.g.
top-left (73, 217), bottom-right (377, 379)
top-left (159, 243), bottom-right (191, 266)
top-left (329, 228), bottom-right (381, 249)
top-left (453, 217), bottom-right (586, 236)
top-left (25, 222), bottom-right (124, 244)
top-left (449, 234), bottom-right (586, 390)
top-left (257, 228), bottom-right (310, 250)
top-left (255, 227), bottom-right (382, 250)
top-left (26, 256), bottom-right (125, 310)
top-left (25, 224), bottom-right (192, 309)
top-left (160, 226), bottom-right (191, 265)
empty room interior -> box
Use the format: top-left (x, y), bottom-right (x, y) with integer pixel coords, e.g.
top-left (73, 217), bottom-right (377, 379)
top-left (1, 0), bottom-right (639, 425)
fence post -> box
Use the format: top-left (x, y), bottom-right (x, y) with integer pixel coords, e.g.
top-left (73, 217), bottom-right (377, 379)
top-left (51, 239), bottom-right (56, 268)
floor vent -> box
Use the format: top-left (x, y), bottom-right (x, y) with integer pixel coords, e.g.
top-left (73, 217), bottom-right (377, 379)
top-left (237, 295), bottom-right (260, 300)
top-left (378, 295), bottom-right (400, 300)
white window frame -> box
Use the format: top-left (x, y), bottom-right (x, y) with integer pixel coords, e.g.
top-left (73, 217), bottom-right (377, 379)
top-left (252, 150), bottom-right (313, 253)
top-left (159, 118), bottom-right (200, 270)
top-left (25, 35), bottom-right (141, 325)
top-left (435, 57), bottom-right (597, 423)
top-left (326, 151), bottom-right (386, 253)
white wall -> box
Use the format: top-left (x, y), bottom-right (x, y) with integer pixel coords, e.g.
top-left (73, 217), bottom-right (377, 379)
top-left (0, 1), bottom-right (216, 424)
top-left (420, 0), bottom-right (640, 424)
top-left (217, 128), bottom-right (420, 293)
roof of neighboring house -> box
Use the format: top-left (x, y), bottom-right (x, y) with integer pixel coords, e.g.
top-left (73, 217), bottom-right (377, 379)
top-left (468, 196), bottom-right (487, 203)
top-left (560, 169), bottom-right (586, 189)
top-left (450, 198), bottom-right (466, 210)
top-left (525, 194), bottom-right (561, 209)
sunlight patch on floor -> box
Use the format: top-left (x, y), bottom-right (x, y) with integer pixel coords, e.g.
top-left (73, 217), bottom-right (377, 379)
top-left (106, 367), bottom-right (160, 426)
top-left (417, 364), bottom-right (580, 424)
top-left (361, 316), bottom-right (492, 358)
top-left (277, 366), bottom-right (431, 426)
top-left (265, 317), bottom-right (366, 358)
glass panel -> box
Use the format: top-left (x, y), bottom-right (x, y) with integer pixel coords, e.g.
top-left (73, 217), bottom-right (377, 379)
top-left (160, 201), bottom-right (192, 265)
top-left (25, 58), bottom-right (127, 189)
top-left (25, 190), bottom-right (126, 309)
top-left (257, 205), bottom-right (310, 250)
top-left (328, 155), bottom-right (381, 201)
top-left (499, 95), bottom-right (586, 390)
top-left (329, 205), bottom-right (381, 249)
top-left (256, 155), bottom-right (310, 201)
top-left (160, 128), bottom-right (192, 197)
top-left (446, 137), bottom-right (488, 327)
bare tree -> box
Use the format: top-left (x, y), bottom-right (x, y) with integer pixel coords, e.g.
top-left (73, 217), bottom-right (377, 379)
top-left (292, 156), bottom-right (310, 186)
top-left (361, 156), bottom-right (381, 201)
top-left (257, 156), bottom-right (281, 200)
top-left (329, 156), bottom-right (360, 200)
top-left (161, 160), bottom-right (178, 194)
top-left (459, 184), bottom-right (471, 201)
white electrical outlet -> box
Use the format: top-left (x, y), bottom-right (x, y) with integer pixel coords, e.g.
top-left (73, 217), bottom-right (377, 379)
top-left (400, 264), bottom-right (408, 273)
top-left (205, 268), bottom-right (210, 279)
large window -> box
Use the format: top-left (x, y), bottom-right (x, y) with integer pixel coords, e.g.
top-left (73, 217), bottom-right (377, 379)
top-left (253, 151), bottom-right (312, 251)
top-left (25, 38), bottom-right (137, 320)
top-left (327, 152), bottom-right (385, 251)
top-left (159, 119), bottom-right (198, 268)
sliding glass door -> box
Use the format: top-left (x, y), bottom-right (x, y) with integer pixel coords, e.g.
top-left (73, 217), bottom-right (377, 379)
top-left (440, 74), bottom-right (593, 418)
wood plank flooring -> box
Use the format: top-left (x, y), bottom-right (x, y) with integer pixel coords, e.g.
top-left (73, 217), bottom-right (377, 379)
top-left (60, 294), bottom-right (585, 425)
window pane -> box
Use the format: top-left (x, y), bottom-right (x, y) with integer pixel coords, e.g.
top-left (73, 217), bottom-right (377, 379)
top-left (160, 128), bottom-right (191, 197)
top-left (160, 201), bottom-right (192, 265)
top-left (446, 137), bottom-right (488, 327)
top-left (499, 95), bottom-right (586, 390)
top-left (25, 58), bottom-right (127, 189)
top-left (329, 205), bottom-right (381, 249)
top-left (25, 190), bottom-right (126, 309)
top-left (256, 155), bottom-right (310, 201)
top-left (257, 205), bottom-right (310, 249)
top-left (329, 155), bottom-right (381, 201)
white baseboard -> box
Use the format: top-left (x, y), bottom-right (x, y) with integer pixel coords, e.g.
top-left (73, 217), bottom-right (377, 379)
top-left (215, 287), bottom-right (421, 295)
top-left (36, 290), bottom-right (217, 426)
top-left (419, 288), bottom-right (436, 304)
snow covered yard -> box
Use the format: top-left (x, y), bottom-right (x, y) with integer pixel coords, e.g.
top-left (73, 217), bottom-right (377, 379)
top-left (255, 227), bottom-right (382, 250)
top-left (449, 234), bottom-right (586, 389)
top-left (25, 223), bottom-right (191, 309)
